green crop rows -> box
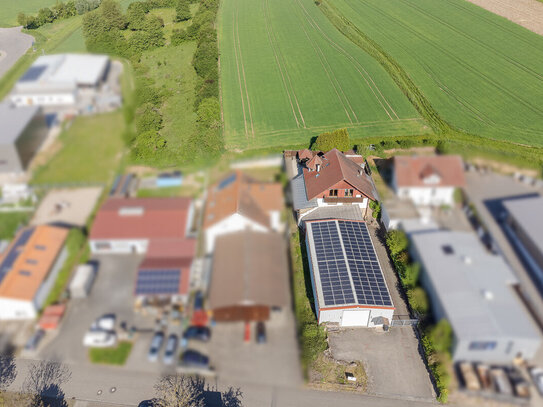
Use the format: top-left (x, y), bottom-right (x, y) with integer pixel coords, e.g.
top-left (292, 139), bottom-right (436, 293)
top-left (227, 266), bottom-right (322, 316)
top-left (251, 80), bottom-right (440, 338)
top-left (218, 0), bottom-right (429, 150)
top-left (327, 0), bottom-right (543, 146)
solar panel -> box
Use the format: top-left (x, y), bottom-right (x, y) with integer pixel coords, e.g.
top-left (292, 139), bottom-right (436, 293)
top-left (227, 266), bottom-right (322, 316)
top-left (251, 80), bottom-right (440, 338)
top-left (0, 227), bottom-right (35, 285)
top-left (20, 65), bottom-right (47, 82)
top-left (217, 173), bottom-right (236, 191)
top-left (135, 268), bottom-right (181, 295)
top-left (308, 220), bottom-right (392, 308)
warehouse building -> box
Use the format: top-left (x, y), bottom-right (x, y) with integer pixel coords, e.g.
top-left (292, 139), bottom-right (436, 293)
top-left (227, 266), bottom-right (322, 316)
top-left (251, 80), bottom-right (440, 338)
top-left (10, 53), bottom-right (111, 107)
top-left (305, 219), bottom-right (394, 327)
top-left (409, 230), bottom-right (541, 363)
top-left (0, 225), bottom-right (68, 320)
top-left (208, 231), bottom-right (289, 321)
top-left (503, 196), bottom-right (543, 289)
top-left (0, 102), bottom-right (48, 174)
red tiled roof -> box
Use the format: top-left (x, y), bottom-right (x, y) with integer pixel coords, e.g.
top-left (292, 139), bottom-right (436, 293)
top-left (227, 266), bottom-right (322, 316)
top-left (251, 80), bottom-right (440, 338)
top-left (393, 155), bottom-right (465, 188)
top-left (303, 149), bottom-right (377, 201)
top-left (298, 149), bottom-right (313, 160)
top-left (90, 198), bottom-right (192, 240)
top-left (146, 238), bottom-right (196, 259)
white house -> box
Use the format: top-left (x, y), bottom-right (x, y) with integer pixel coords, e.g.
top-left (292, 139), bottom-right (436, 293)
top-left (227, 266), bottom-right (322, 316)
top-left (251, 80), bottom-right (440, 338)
top-left (392, 155), bottom-right (465, 207)
top-left (203, 172), bottom-right (283, 253)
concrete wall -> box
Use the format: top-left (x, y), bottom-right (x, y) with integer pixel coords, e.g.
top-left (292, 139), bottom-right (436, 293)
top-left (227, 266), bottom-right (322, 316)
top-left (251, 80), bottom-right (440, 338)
top-left (453, 336), bottom-right (541, 364)
top-left (205, 213), bottom-right (268, 253)
top-left (318, 307), bottom-right (394, 327)
top-left (11, 91), bottom-right (76, 107)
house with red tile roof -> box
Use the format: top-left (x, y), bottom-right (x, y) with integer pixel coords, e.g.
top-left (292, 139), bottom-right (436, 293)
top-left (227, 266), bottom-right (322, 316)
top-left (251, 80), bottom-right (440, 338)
top-left (203, 171), bottom-right (283, 253)
top-left (291, 149), bottom-right (378, 222)
top-left (392, 155), bottom-right (465, 206)
top-left (89, 197), bottom-right (196, 304)
top-left (0, 225), bottom-right (69, 320)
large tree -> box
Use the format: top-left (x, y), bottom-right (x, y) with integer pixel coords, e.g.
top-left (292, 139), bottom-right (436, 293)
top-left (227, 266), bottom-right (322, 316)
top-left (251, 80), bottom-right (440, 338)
top-left (126, 2), bottom-right (147, 30)
top-left (176, 0), bottom-right (191, 22)
top-left (313, 128), bottom-right (351, 152)
top-left (22, 360), bottom-right (71, 406)
top-left (100, 0), bottom-right (125, 30)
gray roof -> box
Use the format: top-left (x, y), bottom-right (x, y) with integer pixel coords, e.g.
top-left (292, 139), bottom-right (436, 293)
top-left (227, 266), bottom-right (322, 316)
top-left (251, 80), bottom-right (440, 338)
top-left (291, 172), bottom-right (317, 211)
top-left (301, 205), bottom-right (363, 223)
top-left (503, 196), bottom-right (543, 254)
top-left (411, 230), bottom-right (539, 341)
top-left (0, 102), bottom-right (40, 144)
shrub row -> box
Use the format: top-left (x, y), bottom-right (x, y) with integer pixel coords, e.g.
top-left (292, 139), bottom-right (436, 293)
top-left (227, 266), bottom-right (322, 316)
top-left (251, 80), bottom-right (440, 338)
top-left (17, 1), bottom-right (82, 29)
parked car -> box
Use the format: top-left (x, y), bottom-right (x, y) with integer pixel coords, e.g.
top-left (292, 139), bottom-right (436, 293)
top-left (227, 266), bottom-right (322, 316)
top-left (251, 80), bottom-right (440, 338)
top-left (490, 368), bottom-right (513, 396)
top-left (24, 329), bottom-right (46, 351)
top-left (530, 367), bottom-right (543, 396)
top-left (90, 314), bottom-right (116, 331)
top-left (163, 334), bottom-right (179, 365)
top-left (256, 322), bottom-right (266, 344)
top-left (148, 332), bottom-right (165, 362)
top-left (180, 350), bottom-right (209, 369)
top-left (83, 331), bottom-right (117, 348)
top-left (183, 326), bottom-right (211, 342)
top-left (194, 291), bottom-right (204, 310)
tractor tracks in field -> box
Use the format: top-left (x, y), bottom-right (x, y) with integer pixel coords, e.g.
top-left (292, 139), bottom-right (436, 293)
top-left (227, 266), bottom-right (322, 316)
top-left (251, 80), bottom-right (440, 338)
top-left (263, 0), bottom-right (306, 128)
top-left (232, 5), bottom-right (255, 139)
top-left (294, 0), bottom-right (399, 121)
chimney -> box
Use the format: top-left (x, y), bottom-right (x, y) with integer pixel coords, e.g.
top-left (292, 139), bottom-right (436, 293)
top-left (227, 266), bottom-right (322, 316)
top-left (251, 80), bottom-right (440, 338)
top-left (316, 163), bottom-right (321, 172)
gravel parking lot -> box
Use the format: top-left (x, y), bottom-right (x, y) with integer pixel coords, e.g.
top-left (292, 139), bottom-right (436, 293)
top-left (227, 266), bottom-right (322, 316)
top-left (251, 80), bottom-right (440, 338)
top-left (0, 27), bottom-right (33, 77)
top-left (328, 327), bottom-right (435, 401)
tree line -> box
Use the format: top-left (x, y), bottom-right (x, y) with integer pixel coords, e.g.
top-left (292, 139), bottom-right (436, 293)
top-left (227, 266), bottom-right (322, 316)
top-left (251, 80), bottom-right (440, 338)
top-left (17, 0), bottom-right (101, 29)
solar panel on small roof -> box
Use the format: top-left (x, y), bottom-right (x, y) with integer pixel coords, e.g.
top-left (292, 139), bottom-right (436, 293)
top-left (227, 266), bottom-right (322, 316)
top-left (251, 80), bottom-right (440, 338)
top-left (217, 173), bottom-right (236, 191)
top-left (0, 227), bottom-right (35, 285)
top-left (135, 268), bottom-right (181, 295)
top-left (19, 66), bottom-right (47, 82)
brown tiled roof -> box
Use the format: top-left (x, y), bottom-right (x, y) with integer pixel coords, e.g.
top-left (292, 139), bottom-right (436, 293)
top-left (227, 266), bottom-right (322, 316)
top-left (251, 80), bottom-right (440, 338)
top-left (90, 197), bottom-right (192, 240)
top-left (393, 155), bottom-right (465, 188)
top-left (303, 149), bottom-right (377, 201)
top-left (207, 231), bottom-right (289, 309)
top-left (306, 154), bottom-right (324, 171)
top-left (298, 149), bottom-right (313, 160)
top-left (203, 171), bottom-right (283, 229)
top-left (0, 226), bottom-right (68, 301)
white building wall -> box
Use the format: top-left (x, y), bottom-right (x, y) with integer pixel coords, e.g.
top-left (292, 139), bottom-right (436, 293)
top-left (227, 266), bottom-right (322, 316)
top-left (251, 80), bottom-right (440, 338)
top-left (318, 307), bottom-right (394, 327)
top-left (11, 92), bottom-right (77, 107)
top-left (0, 298), bottom-right (36, 320)
top-left (397, 186), bottom-right (455, 207)
top-left (205, 214), bottom-right (268, 253)
top-left (89, 239), bottom-right (149, 254)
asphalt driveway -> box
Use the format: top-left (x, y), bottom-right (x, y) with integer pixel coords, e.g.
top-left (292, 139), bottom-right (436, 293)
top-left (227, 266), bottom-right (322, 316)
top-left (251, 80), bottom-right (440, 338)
top-left (329, 327), bottom-right (435, 401)
top-left (0, 27), bottom-right (33, 77)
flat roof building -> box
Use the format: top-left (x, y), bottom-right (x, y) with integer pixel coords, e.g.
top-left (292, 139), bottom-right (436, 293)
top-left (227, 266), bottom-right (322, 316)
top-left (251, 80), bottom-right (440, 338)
top-left (0, 102), bottom-right (48, 174)
top-left (409, 230), bottom-right (541, 363)
top-left (0, 225), bottom-right (69, 320)
top-left (305, 219), bottom-right (394, 327)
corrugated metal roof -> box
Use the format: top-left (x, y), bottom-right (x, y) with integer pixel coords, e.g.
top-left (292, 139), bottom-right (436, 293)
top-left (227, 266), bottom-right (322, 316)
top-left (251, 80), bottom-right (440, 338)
top-left (291, 173), bottom-right (317, 211)
top-left (503, 196), bottom-right (543, 255)
top-left (0, 102), bottom-right (40, 144)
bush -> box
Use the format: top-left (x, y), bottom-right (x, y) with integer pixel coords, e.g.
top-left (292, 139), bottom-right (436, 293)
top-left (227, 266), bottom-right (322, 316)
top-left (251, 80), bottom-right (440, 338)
top-left (313, 128), bottom-right (351, 151)
top-left (135, 85), bottom-right (164, 107)
top-left (76, 0), bottom-right (101, 14)
top-left (401, 262), bottom-right (420, 288)
top-left (407, 287), bottom-right (429, 315)
top-left (429, 319), bottom-right (453, 354)
top-left (369, 200), bottom-right (381, 220)
top-left (131, 130), bottom-right (168, 161)
top-left (176, 0), bottom-right (191, 21)
top-left (135, 103), bottom-right (163, 133)
top-left (100, 0), bottom-right (125, 30)
top-left (386, 230), bottom-right (408, 257)
top-left (193, 40), bottom-right (218, 78)
top-left (126, 1), bottom-right (147, 30)
top-left (171, 28), bottom-right (188, 45)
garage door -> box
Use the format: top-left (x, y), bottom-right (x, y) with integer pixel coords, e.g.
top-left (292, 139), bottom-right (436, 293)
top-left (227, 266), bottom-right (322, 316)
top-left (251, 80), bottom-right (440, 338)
top-left (341, 309), bottom-right (370, 327)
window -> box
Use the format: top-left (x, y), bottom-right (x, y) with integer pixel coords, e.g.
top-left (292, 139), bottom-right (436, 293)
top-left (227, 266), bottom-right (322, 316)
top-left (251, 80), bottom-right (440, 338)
top-left (469, 341), bottom-right (497, 351)
top-left (345, 189), bottom-right (354, 197)
top-left (95, 241), bottom-right (112, 250)
top-left (18, 270), bottom-right (32, 276)
top-left (35, 245), bottom-right (46, 251)
top-left (329, 189), bottom-right (338, 197)
top-left (26, 259), bottom-right (38, 265)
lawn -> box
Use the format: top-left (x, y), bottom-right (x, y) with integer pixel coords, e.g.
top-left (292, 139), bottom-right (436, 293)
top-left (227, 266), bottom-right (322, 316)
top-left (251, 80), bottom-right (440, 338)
top-left (89, 341), bottom-right (133, 365)
top-left (0, 212), bottom-right (32, 240)
top-left (31, 111), bottom-right (126, 185)
top-left (0, 0), bottom-right (56, 27)
top-left (326, 0), bottom-right (543, 146)
top-left (218, 0), bottom-right (428, 150)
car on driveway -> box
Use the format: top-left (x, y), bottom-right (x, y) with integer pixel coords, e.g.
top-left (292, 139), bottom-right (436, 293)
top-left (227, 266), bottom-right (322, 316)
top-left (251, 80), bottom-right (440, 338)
top-left (183, 326), bottom-right (211, 342)
top-left (25, 329), bottom-right (46, 351)
top-left (256, 322), bottom-right (266, 344)
top-left (90, 314), bottom-right (116, 331)
top-left (148, 332), bottom-right (165, 362)
top-left (83, 331), bottom-right (117, 347)
top-left (180, 349), bottom-right (209, 369)
top-left (163, 334), bottom-right (178, 365)
top-left (194, 291), bottom-right (204, 310)
top-left (531, 367), bottom-right (543, 396)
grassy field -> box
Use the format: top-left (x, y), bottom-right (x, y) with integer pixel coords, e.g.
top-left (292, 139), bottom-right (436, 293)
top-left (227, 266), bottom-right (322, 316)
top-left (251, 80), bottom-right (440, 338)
top-left (218, 0), bottom-right (429, 150)
top-left (32, 111), bottom-right (126, 185)
top-left (0, 0), bottom-right (55, 27)
top-left (326, 0), bottom-right (543, 146)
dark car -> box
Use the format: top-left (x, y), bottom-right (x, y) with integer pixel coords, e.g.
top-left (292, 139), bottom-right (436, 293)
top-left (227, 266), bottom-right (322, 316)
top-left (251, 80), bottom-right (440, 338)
top-left (183, 326), bottom-right (211, 342)
top-left (180, 350), bottom-right (209, 369)
top-left (256, 322), bottom-right (266, 344)
top-left (163, 334), bottom-right (178, 365)
top-left (138, 399), bottom-right (160, 407)
top-left (24, 329), bottom-right (46, 351)
top-left (147, 332), bottom-right (165, 362)
top-left (193, 291), bottom-right (204, 310)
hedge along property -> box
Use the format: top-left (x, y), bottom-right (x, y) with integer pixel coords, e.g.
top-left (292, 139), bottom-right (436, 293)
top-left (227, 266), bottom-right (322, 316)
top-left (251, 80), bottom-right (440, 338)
top-left (218, 0), bottom-right (429, 150)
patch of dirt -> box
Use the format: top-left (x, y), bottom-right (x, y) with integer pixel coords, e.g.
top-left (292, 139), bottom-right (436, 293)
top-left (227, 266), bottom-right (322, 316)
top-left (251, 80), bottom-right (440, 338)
top-left (308, 350), bottom-right (367, 392)
top-left (383, 146), bottom-right (436, 156)
top-left (469, 157), bottom-right (539, 177)
top-left (465, 0), bottom-right (543, 36)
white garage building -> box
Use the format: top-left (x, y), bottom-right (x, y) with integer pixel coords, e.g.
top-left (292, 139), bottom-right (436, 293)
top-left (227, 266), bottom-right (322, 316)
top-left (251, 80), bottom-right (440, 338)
top-left (305, 219), bottom-right (394, 327)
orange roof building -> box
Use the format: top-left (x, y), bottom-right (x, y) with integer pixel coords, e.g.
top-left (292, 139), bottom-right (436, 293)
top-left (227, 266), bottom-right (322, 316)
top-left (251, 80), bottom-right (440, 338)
top-left (203, 171), bottom-right (284, 253)
top-left (0, 225), bottom-right (68, 320)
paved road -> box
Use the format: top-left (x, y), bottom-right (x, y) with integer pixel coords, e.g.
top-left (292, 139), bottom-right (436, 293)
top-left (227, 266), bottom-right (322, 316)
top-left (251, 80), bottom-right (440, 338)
top-left (9, 357), bottom-right (436, 407)
top-left (0, 26), bottom-right (34, 78)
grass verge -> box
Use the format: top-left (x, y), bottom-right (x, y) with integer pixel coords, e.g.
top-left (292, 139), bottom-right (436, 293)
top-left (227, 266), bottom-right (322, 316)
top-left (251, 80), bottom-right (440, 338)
top-left (89, 341), bottom-right (133, 365)
top-left (0, 212), bottom-right (32, 240)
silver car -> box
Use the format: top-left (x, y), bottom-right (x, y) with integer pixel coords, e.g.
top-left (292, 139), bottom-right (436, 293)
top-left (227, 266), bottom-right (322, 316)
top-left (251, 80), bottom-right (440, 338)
top-left (163, 334), bottom-right (178, 365)
top-left (147, 332), bottom-right (164, 362)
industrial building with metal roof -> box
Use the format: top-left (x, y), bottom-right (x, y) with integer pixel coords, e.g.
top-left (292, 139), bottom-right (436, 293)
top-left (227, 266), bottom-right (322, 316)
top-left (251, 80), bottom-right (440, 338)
top-left (409, 229), bottom-right (541, 363)
top-left (305, 219), bottom-right (394, 327)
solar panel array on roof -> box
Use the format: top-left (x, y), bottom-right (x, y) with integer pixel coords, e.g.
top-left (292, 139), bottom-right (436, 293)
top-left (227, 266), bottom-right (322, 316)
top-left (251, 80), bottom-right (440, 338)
top-left (308, 220), bottom-right (392, 308)
top-left (19, 66), bottom-right (47, 82)
top-left (0, 227), bottom-right (35, 285)
top-left (135, 269), bottom-right (180, 295)
top-left (217, 173), bottom-right (236, 191)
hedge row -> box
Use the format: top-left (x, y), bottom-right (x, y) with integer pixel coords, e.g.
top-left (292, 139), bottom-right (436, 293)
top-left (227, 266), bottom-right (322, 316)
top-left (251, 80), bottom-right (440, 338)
top-left (17, 1), bottom-right (82, 29)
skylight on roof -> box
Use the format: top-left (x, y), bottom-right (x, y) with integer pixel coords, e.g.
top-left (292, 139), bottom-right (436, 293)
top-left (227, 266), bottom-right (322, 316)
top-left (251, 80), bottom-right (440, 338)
top-left (119, 207), bottom-right (144, 216)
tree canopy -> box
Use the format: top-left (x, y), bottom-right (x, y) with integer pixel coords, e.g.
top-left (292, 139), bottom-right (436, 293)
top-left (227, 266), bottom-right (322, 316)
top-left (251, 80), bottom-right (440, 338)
top-left (313, 128), bottom-right (351, 152)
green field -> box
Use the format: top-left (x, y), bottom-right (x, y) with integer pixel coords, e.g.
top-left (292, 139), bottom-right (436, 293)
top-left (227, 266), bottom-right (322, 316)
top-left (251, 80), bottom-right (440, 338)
top-left (327, 0), bottom-right (543, 146)
top-left (32, 111), bottom-right (126, 185)
top-left (218, 0), bottom-right (429, 149)
top-left (0, 0), bottom-right (55, 27)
